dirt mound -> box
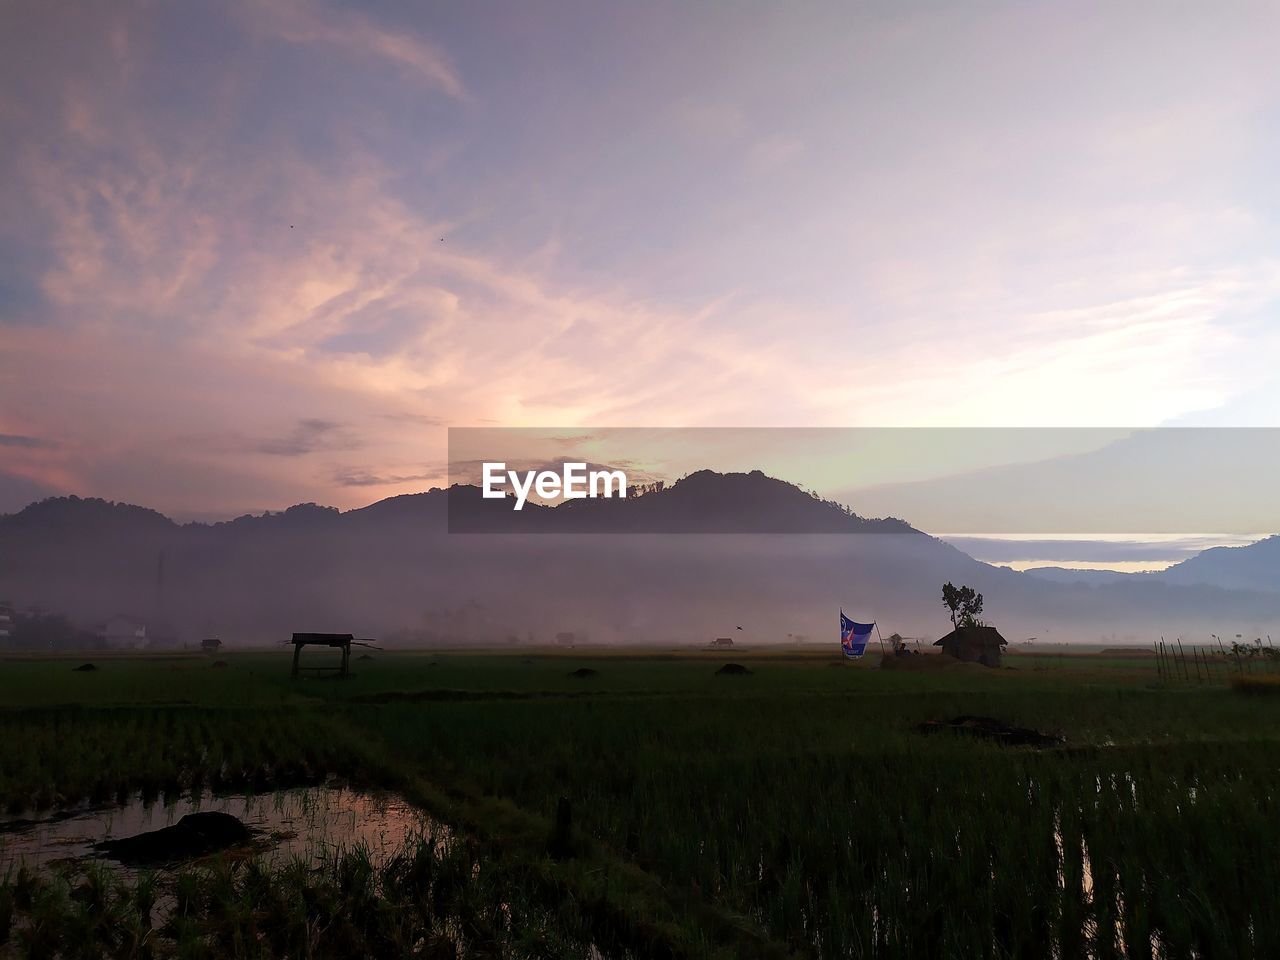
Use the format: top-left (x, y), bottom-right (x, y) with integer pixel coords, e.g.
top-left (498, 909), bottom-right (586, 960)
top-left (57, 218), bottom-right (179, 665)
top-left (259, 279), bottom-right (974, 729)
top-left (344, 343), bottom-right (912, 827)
top-left (212, 660), bottom-right (229, 669)
top-left (715, 663), bottom-right (753, 676)
top-left (95, 811), bottom-right (253, 864)
top-left (72, 663), bottom-right (97, 672)
top-left (567, 667), bottom-right (599, 679)
top-left (917, 715), bottom-right (1064, 748)
top-left (358, 653), bottom-right (375, 661)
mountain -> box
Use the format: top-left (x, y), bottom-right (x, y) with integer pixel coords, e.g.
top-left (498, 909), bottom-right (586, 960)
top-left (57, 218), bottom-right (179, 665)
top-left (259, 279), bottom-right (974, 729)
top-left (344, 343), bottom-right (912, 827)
top-left (1156, 535), bottom-right (1280, 593)
top-left (447, 469), bottom-right (917, 533)
top-left (2, 472), bottom-right (1278, 647)
top-left (1019, 538), bottom-right (1280, 594)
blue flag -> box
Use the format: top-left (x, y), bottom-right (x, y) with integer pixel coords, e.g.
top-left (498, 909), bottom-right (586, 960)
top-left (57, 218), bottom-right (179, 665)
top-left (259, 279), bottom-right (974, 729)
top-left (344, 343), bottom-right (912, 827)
top-left (840, 610), bottom-right (874, 658)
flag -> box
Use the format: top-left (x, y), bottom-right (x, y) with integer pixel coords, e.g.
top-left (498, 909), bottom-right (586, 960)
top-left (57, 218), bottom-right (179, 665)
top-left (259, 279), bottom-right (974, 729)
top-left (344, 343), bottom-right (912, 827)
top-left (840, 610), bottom-right (874, 659)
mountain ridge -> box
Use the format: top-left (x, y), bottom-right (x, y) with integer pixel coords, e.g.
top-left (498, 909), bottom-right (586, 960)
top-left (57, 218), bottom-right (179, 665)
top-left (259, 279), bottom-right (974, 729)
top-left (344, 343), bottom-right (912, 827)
top-left (1, 469), bottom-right (919, 535)
top-left (2, 470), bottom-right (1277, 646)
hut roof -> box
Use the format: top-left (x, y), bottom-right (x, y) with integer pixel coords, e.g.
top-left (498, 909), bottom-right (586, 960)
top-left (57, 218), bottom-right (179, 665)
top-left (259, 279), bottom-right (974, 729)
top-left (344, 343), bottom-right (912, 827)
top-left (933, 625), bottom-right (1007, 648)
top-left (291, 632), bottom-right (354, 646)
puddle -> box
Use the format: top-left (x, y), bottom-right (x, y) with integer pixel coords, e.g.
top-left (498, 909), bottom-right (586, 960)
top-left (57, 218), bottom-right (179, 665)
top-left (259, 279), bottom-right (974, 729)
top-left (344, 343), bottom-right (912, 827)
top-left (0, 788), bottom-right (623, 958)
top-left (0, 784), bottom-right (444, 874)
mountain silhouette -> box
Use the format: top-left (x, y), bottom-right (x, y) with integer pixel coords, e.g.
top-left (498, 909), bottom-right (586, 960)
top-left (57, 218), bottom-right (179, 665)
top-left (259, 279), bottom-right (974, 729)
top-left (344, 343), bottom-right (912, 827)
top-left (447, 469), bottom-right (917, 533)
top-left (1155, 535), bottom-right (1280, 593)
top-left (2, 472), bottom-right (1277, 646)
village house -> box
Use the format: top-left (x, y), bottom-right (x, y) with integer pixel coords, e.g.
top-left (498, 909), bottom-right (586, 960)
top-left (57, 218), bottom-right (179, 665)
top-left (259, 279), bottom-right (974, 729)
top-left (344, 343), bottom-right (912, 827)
top-left (933, 625), bottom-right (1007, 667)
top-left (99, 614), bottom-right (148, 649)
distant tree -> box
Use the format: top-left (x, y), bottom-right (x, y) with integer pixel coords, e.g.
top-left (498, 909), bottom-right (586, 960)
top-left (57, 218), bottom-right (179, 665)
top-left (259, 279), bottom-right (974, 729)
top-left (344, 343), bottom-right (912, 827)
top-left (941, 582), bottom-right (984, 630)
top-left (630, 480), bottom-right (666, 498)
top-left (10, 611), bottom-right (101, 651)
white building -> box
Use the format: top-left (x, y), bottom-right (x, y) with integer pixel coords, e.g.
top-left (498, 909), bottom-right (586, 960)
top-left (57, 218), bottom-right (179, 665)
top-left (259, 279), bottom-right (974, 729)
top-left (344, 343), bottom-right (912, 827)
top-left (100, 614), bottom-right (147, 649)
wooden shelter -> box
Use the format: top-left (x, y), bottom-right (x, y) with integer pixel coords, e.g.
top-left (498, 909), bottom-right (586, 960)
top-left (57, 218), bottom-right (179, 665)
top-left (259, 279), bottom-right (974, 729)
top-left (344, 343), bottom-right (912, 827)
top-left (201, 637), bottom-right (222, 654)
top-left (933, 625), bottom-right (1007, 667)
top-left (291, 632), bottom-right (354, 679)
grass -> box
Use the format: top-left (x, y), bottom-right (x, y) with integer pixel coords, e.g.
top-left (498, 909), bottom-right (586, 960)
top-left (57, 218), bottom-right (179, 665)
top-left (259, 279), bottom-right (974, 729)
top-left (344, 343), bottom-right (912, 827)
top-left (1, 836), bottom-right (608, 959)
top-left (4, 648), bottom-right (1280, 957)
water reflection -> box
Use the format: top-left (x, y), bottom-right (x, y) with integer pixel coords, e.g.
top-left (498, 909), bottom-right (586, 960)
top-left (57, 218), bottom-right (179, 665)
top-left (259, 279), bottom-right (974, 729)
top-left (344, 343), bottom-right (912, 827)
top-left (0, 784), bottom-right (442, 873)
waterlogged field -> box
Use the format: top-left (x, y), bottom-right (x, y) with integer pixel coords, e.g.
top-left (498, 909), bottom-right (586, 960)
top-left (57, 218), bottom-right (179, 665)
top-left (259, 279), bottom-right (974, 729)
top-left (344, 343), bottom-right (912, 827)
top-left (2, 647), bottom-right (1280, 958)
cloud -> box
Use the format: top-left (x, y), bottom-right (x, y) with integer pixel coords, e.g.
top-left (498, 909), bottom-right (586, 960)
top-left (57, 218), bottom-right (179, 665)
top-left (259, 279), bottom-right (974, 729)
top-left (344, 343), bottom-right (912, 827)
top-left (0, 434), bottom-right (52, 449)
top-left (745, 136), bottom-right (804, 176)
top-left (668, 98), bottom-right (747, 142)
top-left (250, 419), bottom-right (361, 457)
top-left (380, 412), bottom-right (444, 426)
top-left (239, 0), bottom-right (464, 97)
top-left (334, 467), bottom-right (443, 487)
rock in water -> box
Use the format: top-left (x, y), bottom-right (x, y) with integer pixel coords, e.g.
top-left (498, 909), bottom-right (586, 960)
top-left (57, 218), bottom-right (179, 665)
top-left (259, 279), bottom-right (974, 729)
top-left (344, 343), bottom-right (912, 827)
top-left (716, 663), bottom-right (752, 676)
top-left (95, 811), bottom-right (252, 864)
top-left (567, 667), bottom-right (598, 679)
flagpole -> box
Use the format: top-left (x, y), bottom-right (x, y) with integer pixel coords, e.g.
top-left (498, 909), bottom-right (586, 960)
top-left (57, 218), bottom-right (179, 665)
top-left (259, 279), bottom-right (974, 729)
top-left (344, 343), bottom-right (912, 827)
top-left (874, 622), bottom-right (886, 657)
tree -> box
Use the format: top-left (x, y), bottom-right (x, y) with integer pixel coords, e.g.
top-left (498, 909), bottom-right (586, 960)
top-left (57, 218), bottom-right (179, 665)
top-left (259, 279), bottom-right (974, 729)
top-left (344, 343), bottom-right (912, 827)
top-left (941, 582), bottom-right (984, 630)
top-left (9, 611), bottom-right (101, 651)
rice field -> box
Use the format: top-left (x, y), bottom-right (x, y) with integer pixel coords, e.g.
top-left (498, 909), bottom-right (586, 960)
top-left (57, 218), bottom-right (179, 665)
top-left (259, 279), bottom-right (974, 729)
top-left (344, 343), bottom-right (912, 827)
top-left (3, 648), bottom-right (1279, 957)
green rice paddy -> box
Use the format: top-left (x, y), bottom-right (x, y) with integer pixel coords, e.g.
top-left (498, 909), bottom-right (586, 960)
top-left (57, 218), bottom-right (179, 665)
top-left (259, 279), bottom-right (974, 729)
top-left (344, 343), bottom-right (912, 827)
top-left (2, 648), bottom-right (1279, 958)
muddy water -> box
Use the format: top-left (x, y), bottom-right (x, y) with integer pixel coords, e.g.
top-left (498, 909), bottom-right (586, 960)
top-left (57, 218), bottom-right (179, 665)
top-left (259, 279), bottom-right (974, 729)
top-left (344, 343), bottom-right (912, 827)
top-left (0, 784), bottom-right (444, 873)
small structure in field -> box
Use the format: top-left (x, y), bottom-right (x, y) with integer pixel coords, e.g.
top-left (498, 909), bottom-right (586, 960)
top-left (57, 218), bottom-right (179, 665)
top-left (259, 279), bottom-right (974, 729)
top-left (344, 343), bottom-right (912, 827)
top-left (933, 625), bottom-right (1007, 667)
top-left (710, 637), bottom-right (734, 648)
top-left (290, 632), bottom-right (375, 679)
top-left (201, 637), bottom-right (222, 654)
top-left (99, 614), bottom-right (147, 649)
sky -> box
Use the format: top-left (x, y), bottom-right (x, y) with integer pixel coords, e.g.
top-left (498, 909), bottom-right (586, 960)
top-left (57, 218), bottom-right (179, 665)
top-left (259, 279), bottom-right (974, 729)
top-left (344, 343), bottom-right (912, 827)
top-left (2, 0), bottom-right (1280, 526)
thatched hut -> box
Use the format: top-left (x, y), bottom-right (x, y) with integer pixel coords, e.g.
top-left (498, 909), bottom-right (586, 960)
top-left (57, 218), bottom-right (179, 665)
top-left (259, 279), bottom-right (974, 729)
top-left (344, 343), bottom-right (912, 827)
top-left (933, 625), bottom-right (1007, 667)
